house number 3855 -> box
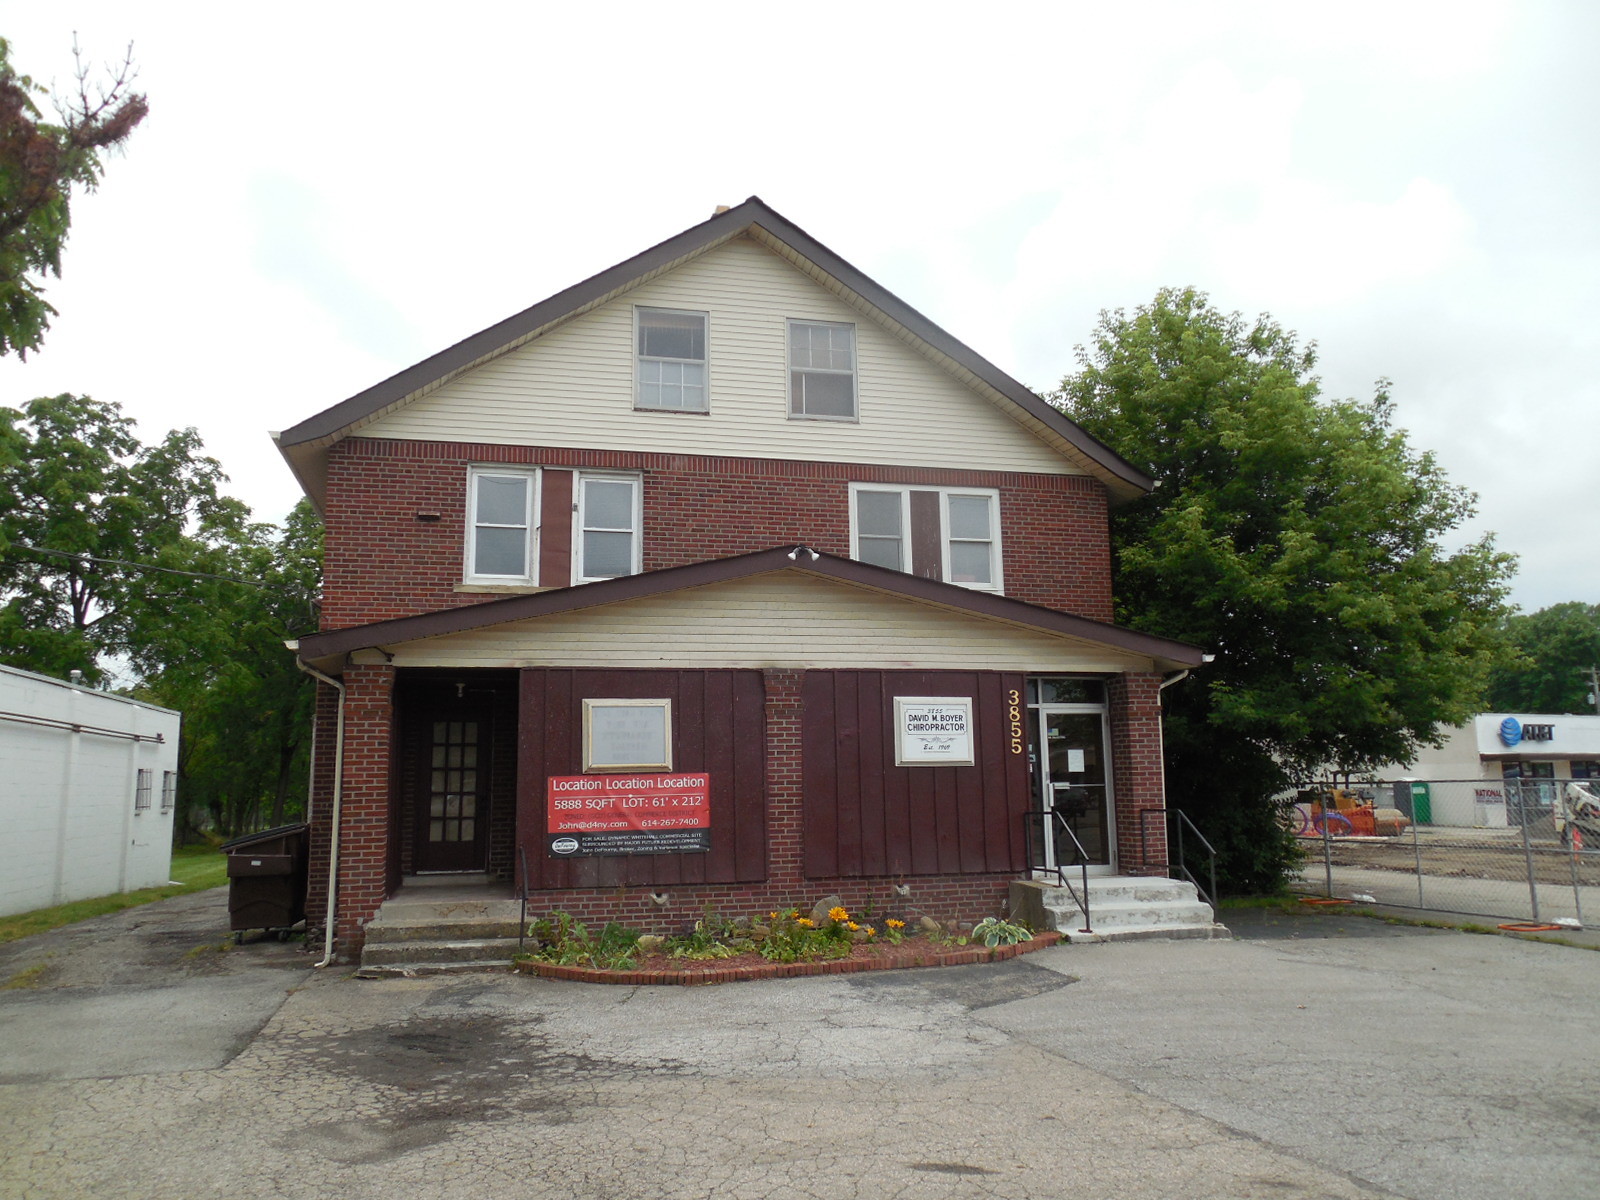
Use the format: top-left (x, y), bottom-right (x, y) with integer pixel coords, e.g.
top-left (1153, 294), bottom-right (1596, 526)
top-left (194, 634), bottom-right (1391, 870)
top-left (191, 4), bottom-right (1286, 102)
top-left (1007, 689), bottom-right (1024, 754)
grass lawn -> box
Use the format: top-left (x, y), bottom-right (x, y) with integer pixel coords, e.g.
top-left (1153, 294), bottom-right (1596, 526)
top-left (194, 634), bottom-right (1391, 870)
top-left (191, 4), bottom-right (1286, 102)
top-left (0, 846), bottom-right (228, 946)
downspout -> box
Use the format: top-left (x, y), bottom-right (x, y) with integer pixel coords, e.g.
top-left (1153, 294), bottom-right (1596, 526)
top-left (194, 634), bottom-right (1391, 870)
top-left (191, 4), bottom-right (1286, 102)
top-left (291, 645), bottom-right (346, 969)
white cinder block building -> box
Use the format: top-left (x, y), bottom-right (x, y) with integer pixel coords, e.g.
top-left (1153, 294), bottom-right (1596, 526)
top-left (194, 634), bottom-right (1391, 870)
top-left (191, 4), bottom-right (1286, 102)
top-left (0, 664), bottom-right (180, 917)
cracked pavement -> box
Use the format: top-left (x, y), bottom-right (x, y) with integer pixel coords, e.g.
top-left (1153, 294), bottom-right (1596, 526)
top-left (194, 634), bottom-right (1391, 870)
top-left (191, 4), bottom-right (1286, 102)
top-left (1, 891), bottom-right (1594, 1199)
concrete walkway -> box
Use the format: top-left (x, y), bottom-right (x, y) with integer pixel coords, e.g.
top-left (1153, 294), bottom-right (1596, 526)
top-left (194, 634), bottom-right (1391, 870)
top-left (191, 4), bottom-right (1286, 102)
top-left (1, 889), bottom-right (1595, 1199)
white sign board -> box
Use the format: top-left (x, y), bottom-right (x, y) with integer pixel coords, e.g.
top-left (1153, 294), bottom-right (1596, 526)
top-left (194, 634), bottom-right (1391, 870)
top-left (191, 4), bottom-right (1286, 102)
top-left (894, 696), bottom-right (975, 766)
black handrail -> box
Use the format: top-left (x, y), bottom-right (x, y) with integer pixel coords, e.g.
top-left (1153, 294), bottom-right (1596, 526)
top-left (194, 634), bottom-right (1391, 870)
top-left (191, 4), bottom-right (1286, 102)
top-left (518, 844), bottom-right (530, 953)
top-left (1022, 808), bottom-right (1093, 934)
top-left (1138, 808), bottom-right (1218, 910)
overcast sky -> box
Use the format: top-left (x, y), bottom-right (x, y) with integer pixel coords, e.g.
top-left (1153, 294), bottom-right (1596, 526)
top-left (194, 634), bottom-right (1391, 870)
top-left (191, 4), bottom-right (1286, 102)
top-left (3, 2), bottom-right (1594, 613)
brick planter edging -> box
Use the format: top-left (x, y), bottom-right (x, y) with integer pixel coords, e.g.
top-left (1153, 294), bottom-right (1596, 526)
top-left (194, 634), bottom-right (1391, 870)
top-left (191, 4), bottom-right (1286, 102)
top-left (516, 931), bottom-right (1063, 986)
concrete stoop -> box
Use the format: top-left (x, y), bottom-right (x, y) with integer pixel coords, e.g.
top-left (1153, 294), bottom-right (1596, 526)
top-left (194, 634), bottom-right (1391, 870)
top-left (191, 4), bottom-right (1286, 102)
top-left (1010, 876), bottom-right (1230, 944)
top-left (355, 881), bottom-right (526, 978)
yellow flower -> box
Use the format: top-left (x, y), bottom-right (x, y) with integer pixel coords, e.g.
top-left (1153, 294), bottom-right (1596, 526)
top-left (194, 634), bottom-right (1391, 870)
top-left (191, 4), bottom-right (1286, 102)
top-left (796, 917), bottom-right (815, 928)
top-left (864, 925), bottom-right (876, 937)
top-left (847, 921), bottom-right (860, 931)
top-left (767, 912), bottom-right (779, 921)
top-left (886, 919), bottom-right (905, 929)
top-left (828, 906), bottom-right (850, 923)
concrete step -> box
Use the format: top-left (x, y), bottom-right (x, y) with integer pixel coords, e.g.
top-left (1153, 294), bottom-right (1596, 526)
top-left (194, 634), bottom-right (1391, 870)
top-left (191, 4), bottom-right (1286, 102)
top-left (356, 959), bottom-right (517, 979)
top-left (365, 917), bottom-right (525, 942)
top-left (360, 937), bottom-right (525, 966)
top-left (1014, 875), bottom-right (1229, 943)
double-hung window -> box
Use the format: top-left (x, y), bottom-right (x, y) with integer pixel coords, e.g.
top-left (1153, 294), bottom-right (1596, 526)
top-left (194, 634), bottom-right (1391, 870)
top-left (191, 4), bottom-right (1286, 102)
top-left (853, 488), bottom-right (909, 571)
top-left (788, 320), bottom-right (856, 419)
top-left (467, 467), bottom-right (539, 583)
top-left (575, 474), bottom-right (641, 583)
top-left (848, 484), bottom-right (1002, 592)
top-left (637, 308), bottom-right (708, 412)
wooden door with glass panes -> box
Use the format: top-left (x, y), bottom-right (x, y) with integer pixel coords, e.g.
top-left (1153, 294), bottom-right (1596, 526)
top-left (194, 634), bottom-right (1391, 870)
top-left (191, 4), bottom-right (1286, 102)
top-left (415, 714), bottom-right (490, 872)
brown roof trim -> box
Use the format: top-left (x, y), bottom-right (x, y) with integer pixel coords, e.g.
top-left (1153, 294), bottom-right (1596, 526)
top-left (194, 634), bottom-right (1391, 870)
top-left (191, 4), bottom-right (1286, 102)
top-left (294, 546), bottom-right (1204, 669)
top-left (274, 197), bottom-right (1152, 497)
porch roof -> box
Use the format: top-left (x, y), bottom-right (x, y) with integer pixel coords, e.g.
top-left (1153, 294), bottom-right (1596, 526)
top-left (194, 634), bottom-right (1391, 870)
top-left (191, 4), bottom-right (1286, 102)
top-left (291, 547), bottom-right (1205, 676)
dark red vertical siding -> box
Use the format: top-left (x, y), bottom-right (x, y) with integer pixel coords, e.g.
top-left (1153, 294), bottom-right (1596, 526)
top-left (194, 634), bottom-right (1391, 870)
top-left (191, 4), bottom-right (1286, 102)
top-left (538, 469), bottom-right (573, 587)
top-left (518, 668), bottom-right (767, 891)
top-left (802, 670), bottom-right (1029, 878)
top-left (909, 490), bottom-right (942, 580)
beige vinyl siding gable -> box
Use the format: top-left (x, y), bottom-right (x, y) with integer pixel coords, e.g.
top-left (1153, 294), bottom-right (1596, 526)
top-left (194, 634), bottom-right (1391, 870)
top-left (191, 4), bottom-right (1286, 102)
top-left (359, 238), bottom-right (1079, 477)
top-left (353, 572), bottom-right (1159, 674)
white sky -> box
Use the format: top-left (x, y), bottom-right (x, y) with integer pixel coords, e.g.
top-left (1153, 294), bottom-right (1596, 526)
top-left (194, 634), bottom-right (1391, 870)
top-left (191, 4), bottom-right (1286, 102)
top-left (2, 1), bottom-right (1594, 613)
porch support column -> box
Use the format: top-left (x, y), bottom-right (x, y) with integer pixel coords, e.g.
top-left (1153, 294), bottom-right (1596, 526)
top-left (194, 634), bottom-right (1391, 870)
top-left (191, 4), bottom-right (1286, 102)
top-left (763, 668), bottom-right (805, 889)
top-left (334, 663), bottom-right (397, 958)
top-left (1107, 671), bottom-right (1167, 875)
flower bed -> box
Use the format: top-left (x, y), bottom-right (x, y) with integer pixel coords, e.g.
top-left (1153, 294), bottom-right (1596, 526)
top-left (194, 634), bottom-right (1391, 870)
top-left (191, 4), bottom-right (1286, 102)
top-left (514, 906), bottom-right (1061, 986)
top-left (517, 931), bottom-right (1063, 986)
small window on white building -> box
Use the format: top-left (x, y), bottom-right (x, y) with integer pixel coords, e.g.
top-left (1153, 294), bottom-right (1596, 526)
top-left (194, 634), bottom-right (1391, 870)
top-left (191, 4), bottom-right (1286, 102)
top-left (466, 467), bottom-right (540, 582)
top-left (134, 768), bottom-right (153, 811)
top-left (583, 699), bottom-right (673, 773)
top-left (788, 320), bottom-right (856, 419)
top-left (575, 474), bottom-right (641, 583)
top-left (637, 308), bottom-right (708, 412)
top-left (161, 771), bottom-right (177, 812)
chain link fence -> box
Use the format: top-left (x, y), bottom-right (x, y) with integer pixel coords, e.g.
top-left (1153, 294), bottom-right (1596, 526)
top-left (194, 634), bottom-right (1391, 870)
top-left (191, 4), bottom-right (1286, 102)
top-left (1290, 779), bottom-right (1600, 928)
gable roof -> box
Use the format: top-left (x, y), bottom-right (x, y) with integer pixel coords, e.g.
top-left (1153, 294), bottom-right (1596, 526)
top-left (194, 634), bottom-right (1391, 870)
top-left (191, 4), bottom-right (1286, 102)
top-left (291, 545), bottom-right (1204, 676)
top-left (273, 197), bottom-right (1153, 506)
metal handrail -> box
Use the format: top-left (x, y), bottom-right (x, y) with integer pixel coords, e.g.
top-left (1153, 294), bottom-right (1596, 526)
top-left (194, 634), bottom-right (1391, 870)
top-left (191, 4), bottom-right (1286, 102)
top-left (518, 844), bottom-right (530, 953)
top-left (1022, 808), bottom-right (1093, 934)
top-left (1139, 807), bottom-right (1218, 909)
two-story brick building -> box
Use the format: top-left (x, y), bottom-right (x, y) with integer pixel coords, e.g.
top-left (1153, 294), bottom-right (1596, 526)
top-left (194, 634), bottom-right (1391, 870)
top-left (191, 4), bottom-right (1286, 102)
top-left (277, 198), bottom-right (1205, 962)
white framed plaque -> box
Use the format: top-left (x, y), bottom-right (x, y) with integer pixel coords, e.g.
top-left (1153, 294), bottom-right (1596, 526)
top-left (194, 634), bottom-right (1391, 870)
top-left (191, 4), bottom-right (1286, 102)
top-left (583, 698), bottom-right (672, 772)
top-left (894, 696), bottom-right (975, 766)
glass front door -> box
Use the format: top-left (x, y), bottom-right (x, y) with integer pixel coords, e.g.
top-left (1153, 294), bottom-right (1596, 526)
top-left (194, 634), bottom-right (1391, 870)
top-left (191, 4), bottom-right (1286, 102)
top-left (1033, 709), bottom-right (1114, 873)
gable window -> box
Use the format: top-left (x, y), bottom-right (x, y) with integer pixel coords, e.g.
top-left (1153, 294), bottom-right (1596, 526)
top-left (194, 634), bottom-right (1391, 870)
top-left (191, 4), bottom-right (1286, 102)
top-left (788, 320), bottom-right (856, 419)
top-left (848, 483), bottom-right (1002, 592)
top-left (576, 474), bottom-right (641, 583)
top-left (637, 308), bottom-right (708, 412)
top-left (467, 467), bottom-right (539, 582)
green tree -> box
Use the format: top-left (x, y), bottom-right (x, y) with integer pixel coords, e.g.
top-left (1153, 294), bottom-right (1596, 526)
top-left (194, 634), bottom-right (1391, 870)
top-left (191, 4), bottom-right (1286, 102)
top-left (0, 37), bottom-right (147, 357)
top-left (0, 394), bottom-right (238, 683)
top-left (1053, 288), bottom-right (1516, 892)
top-left (1486, 602), bottom-right (1600, 715)
top-left (137, 501), bottom-right (323, 839)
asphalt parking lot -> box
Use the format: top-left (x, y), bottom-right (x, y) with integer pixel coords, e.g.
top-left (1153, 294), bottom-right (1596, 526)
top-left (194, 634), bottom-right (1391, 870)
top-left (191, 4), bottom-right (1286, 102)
top-left (0, 890), bottom-right (1594, 1200)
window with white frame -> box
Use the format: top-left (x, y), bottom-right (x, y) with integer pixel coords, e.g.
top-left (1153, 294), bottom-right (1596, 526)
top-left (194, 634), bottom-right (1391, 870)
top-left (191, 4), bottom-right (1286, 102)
top-left (575, 474), bottom-right (641, 583)
top-left (853, 488), bottom-right (907, 571)
top-left (134, 768), bottom-right (153, 811)
top-left (788, 320), bottom-right (856, 419)
top-left (161, 771), bottom-right (176, 812)
top-left (848, 484), bottom-right (1002, 591)
top-left (466, 466), bottom-right (540, 582)
top-left (636, 308), bottom-right (709, 412)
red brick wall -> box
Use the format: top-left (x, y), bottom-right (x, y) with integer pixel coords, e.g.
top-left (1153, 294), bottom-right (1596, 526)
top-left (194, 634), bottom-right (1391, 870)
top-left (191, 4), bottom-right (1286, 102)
top-left (1108, 672), bottom-right (1168, 874)
top-left (310, 662), bottom-right (392, 966)
top-left (321, 438), bottom-right (1112, 630)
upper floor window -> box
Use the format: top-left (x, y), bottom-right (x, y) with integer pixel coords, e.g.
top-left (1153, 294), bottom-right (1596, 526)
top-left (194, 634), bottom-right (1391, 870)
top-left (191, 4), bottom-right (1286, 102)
top-left (848, 483), bottom-right (1002, 592)
top-left (576, 474), bottom-right (642, 583)
top-left (637, 308), bottom-right (708, 412)
top-left (789, 320), bottom-right (856, 420)
top-left (467, 467), bottom-right (539, 582)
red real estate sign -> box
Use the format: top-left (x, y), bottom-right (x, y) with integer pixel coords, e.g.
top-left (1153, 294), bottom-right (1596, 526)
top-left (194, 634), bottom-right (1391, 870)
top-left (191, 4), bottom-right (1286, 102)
top-left (545, 773), bottom-right (711, 857)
